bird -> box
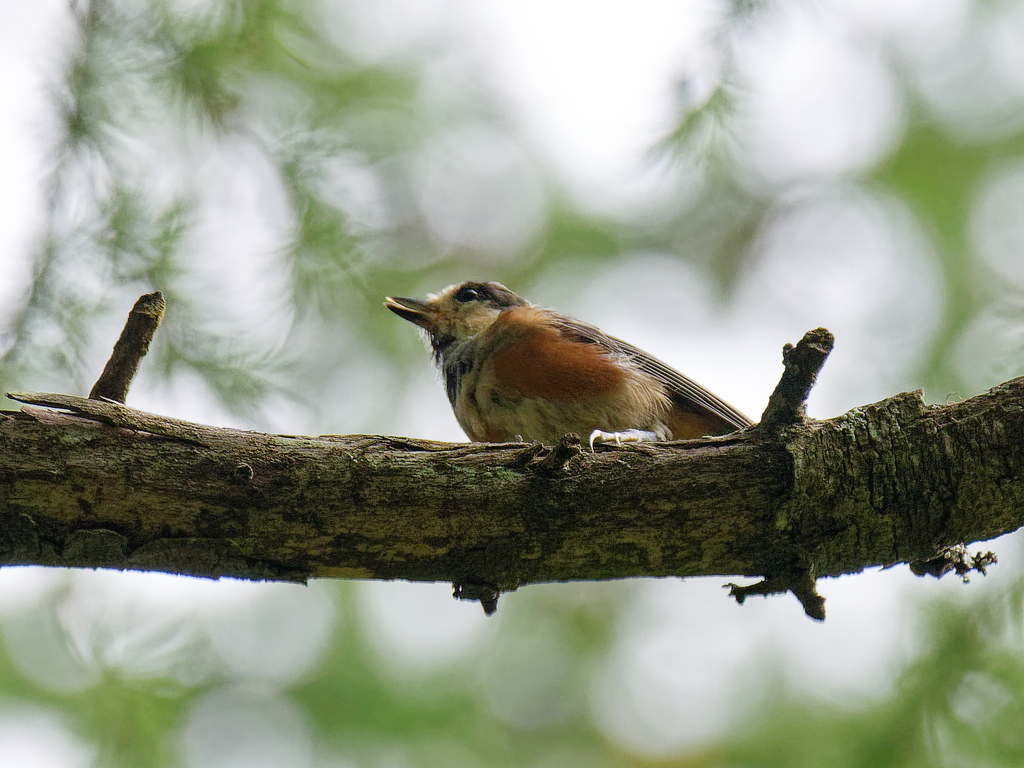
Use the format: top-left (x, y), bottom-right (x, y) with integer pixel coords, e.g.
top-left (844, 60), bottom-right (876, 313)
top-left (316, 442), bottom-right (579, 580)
top-left (384, 280), bottom-right (751, 447)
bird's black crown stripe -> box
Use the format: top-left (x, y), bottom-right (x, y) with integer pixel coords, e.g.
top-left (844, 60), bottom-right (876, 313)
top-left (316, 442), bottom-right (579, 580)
top-left (453, 282), bottom-right (528, 309)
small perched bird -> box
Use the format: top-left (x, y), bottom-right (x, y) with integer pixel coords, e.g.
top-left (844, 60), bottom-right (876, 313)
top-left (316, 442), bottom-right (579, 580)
top-left (385, 281), bottom-right (751, 446)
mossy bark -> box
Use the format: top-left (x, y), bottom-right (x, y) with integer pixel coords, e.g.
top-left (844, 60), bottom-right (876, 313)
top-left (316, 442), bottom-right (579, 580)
top-left (1, 378), bottom-right (1021, 615)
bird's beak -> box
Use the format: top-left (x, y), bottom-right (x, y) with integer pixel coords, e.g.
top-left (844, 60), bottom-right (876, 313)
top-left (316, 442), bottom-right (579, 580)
top-left (384, 296), bottom-right (437, 333)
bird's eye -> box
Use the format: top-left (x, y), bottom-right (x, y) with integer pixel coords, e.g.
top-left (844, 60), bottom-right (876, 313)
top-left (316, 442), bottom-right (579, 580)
top-left (454, 286), bottom-right (482, 303)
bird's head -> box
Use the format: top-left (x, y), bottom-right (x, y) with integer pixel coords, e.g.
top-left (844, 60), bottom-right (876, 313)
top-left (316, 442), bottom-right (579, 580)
top-left (385, 281), bottom-right (530, 359)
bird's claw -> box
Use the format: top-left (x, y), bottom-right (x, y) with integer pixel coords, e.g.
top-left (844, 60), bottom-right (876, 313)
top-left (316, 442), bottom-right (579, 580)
top-left (588, 429), bottom-right (659, 451)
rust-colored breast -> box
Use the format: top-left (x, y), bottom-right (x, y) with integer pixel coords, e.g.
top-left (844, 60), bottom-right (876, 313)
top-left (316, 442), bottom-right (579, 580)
top-left (488, 308), bottom-right (625, 403)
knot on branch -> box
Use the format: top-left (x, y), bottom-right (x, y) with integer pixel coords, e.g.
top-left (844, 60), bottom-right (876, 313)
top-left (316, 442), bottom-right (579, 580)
top-left (232, 462), bottom-right (255, 483)
top-left (506, 442), bottom-right (545, 469)
top-left (910, 545), bottom-right (997, 582)
top-left (453, 582), bottom-right (501, 615)
top-left (532, 433), bottom-right (584, 475)
top-left (727, 570), bottom-right (825, 621)
top-left (63, 529), bottom-right (129, 568)
top-left (758, 328), bottom-right (834, 431)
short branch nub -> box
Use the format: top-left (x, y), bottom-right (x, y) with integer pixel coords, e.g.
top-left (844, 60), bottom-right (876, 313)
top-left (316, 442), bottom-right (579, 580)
top-left (758, 327), bottom-right (834, 430)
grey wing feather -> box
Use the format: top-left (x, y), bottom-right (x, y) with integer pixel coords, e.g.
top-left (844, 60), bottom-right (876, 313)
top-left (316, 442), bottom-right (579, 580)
top-left (550, 315), bottom-right (752, 430)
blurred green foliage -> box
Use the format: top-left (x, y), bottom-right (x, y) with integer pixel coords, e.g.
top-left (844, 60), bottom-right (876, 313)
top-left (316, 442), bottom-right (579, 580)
top-left (3, 0), bottom-right (1024, 765)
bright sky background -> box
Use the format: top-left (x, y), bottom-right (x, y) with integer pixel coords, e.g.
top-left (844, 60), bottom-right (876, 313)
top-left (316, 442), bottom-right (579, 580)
top-left (3, 0), bottom-right (1024, 762)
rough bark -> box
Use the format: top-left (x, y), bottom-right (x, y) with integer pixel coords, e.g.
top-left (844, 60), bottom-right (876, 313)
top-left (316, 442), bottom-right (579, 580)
top-left (1, 377), bottom-right (1018, 618)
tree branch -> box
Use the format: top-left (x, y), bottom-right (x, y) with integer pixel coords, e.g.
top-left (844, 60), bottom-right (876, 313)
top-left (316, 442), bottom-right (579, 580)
top-left (1, 378), bottom-right (1018, 618)
top-left (0, 300), bottom-right (1018, 619)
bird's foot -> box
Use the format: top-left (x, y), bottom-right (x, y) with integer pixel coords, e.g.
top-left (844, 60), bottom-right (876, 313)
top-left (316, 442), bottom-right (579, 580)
top-left (588, 429), bottom-right (659, 450)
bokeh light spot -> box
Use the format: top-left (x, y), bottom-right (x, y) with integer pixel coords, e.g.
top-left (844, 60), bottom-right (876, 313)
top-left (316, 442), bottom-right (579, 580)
top-left (359, 581), bottom-right (488, 676)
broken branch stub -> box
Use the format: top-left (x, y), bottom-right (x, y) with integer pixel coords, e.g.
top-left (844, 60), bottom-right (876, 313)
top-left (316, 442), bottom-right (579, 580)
top-left (758, 327), bottom-right (834, 430)
top-left (88, 291), bottom-right (165, 403)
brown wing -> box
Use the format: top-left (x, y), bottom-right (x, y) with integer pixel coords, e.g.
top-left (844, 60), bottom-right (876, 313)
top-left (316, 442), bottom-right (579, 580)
top-left (487, 308), bottom-right (628, 402)
top-left (549, 314), bottom-right (752, 434)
